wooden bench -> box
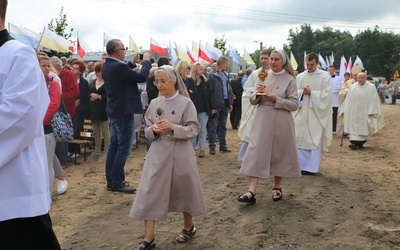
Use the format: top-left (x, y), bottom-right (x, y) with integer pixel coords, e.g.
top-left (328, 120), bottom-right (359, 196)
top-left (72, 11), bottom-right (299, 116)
top-left (68, 139), bottom-right (91, 165)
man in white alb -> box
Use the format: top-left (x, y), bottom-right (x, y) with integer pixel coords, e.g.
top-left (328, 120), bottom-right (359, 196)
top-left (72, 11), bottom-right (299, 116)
top-left (293, 53), bottom-right (332, 175)
top-left (342, 72), bottom-right (384, 149)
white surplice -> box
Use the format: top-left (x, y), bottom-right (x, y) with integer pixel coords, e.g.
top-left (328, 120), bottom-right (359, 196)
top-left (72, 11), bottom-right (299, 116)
top-left (342, 82), bottom-right (384, 141)
top-left (0, 40), bottom-right (50, 221)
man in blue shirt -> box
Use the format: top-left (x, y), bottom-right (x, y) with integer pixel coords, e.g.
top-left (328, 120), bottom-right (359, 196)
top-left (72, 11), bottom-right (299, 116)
top-left (241, 68), bottom-right (253, 87)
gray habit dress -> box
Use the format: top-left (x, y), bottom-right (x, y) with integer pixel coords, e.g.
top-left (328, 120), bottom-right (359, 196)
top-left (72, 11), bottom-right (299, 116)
top-left (130, 93), bottom-right (207, 221)
top-left (240, 70), bottom-right (301, 178)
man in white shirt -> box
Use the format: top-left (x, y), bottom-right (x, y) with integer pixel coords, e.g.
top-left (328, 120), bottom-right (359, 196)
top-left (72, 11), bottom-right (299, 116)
top-left (328, 65), bottom-right (342, 132)
top-left (0, 1), bottom-right (60, 248)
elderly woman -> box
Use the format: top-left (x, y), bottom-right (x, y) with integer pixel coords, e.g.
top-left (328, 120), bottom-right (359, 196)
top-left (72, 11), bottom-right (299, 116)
top-left (130, 65), bottom-right (207, 249)
top-left (237, 49), bottom-right (301, 204)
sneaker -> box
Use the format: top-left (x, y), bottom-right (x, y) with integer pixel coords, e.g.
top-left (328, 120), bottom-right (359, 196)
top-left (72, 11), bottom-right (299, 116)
top-left (56, 179), bottom-right (68, 195)
top-left (209, 148), bottom-right (216, 155)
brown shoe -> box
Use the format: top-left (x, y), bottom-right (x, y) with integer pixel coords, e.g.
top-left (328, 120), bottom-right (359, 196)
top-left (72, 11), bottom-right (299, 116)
top-left (199, 150), bottom-right (205, 158)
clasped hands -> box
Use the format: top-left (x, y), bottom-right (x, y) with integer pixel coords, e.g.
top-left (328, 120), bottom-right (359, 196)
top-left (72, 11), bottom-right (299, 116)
top-left (153, 119), bottom-right (174, 134)
top-left (303, 85), bottom-right (311, 95)
top-left (257, 83), bottom-right (277, 102)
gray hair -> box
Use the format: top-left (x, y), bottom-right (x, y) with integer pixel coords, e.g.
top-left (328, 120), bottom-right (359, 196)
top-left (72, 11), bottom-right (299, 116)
top-left (106, 39), bottom-right (121, 55)
top-left (50, 56), bottom-right (62, 68)
top-left (217, 56), bottom-right (229, 66)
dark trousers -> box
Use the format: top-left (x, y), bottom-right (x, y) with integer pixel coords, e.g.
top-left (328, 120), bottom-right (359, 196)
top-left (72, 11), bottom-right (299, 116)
top-left (69, 110), bottom-right (85, 154)
top-left (55, 141), bottom-right (68, 165)
top-left (350, 140), bottom-right (367, 147)
top-left (0, 213), bottom-right (60, 250)
top-left (230, 101), bottom-right (241, 129)
top-left (208, 106), bottom-right (229, 149)
top-left (332, 107), bottom-right (338, 132)
top-left (392, 94), bottom-right (397, 104)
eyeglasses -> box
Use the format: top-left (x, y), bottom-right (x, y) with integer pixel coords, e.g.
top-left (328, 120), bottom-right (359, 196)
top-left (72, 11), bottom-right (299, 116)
top-left (187, 67), bottom-right (191, 70)
top-left (153, 67), bottom-right (178, 86)
top-left (72, 67), bottom-right (80, 70)
top-left (116, 48), bottom-right (126, 52)
top-left (153, 79), bottom-right (170, 86)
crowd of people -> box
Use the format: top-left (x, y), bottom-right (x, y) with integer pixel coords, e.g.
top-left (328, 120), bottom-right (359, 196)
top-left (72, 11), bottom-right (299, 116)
top-left (0, 0), bottom-right (389, 247)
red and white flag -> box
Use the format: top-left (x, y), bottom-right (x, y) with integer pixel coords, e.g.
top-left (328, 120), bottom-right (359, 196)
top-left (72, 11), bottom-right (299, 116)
top-left (198, 43), bottom-right (213, 63)
top-left (77, 32), bottom-right (89, 58)
top-left (186, 45), bottom-right (197, 63)
top-left (338, 55), bottom-right (347, 82)
top-left (353, 55), bottom-right (364, 70)
top-left (150, 37), bottom-right (167, 56)
top-left (346, 57), bottom-right (352, 73)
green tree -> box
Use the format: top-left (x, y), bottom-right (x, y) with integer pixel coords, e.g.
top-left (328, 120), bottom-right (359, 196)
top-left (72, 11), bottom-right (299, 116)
top-left (46, 7), bottom-right (74, 58)
top-left (214, 35), bottom-right (227, 55)
top-left (287, 24), bottom-right (315, 71)
top-left (354, 26), bottom-right (400, 79)
top-left (286, 23), bottom-right (400, 77)
top-left (250, 45), bottom-right (275, 68)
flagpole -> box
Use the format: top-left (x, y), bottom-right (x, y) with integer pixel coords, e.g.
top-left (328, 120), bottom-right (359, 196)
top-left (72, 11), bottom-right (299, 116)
top-left (77, 30), bottom-right (79, 57)
top-left (129, 35), bottom-right (132, 53)
top-left (198, 40), bottom-right (200, 61)
top-left (36, 27), bottom-right (46, 51)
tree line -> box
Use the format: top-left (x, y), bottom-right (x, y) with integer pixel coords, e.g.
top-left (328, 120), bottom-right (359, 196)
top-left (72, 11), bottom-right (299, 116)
top-left (279, 24), bottom-right (398, 80)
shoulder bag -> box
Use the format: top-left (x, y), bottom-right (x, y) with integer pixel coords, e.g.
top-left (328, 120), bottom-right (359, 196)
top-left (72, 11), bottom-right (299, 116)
top-left (48, 78), bottom-right (74, 142)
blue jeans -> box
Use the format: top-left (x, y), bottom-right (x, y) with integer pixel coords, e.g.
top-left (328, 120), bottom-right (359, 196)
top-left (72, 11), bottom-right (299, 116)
top-left (55, 141), bottom-right (68, 166)
top-left (106, 115), bottom-right (134, 187)
top-left (392, 94), bottom-right (397, 104)
top-left (208, 106), bottom-right (229, 149)
top-left (192, 112), bottom-right (209, 150)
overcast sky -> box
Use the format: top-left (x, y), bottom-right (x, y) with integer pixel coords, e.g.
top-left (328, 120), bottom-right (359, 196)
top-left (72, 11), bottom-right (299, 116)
top-left (6, 0), bottom-right (400, 54)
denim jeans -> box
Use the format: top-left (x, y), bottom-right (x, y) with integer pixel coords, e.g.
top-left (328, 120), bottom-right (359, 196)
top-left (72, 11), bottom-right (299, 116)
top-left (208, 106), bottom-right (229, 149)
top-left (105, 115), bottom-right (134, 187)
top-left (55, 141), bottom-right (68, 166)
top-left (192, 112), bottom-right (209, 150)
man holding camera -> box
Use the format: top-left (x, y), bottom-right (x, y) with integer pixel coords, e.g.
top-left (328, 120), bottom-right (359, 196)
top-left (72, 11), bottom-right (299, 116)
top-left (102, 39), bottom-right (151, 193)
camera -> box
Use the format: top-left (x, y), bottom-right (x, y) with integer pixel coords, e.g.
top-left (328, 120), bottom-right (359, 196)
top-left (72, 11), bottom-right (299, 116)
top-left (139, 54), bottom-right (143, 60)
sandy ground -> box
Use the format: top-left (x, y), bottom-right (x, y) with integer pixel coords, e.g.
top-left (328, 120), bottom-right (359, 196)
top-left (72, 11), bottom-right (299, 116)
top-left (51, 104), bottom-right (400, 250)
